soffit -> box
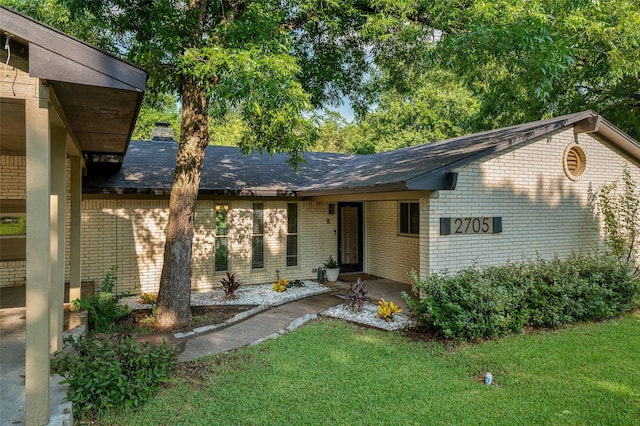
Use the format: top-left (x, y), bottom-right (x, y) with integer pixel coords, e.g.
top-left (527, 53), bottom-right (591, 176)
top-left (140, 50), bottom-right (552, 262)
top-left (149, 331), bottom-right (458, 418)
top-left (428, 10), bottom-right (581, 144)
top-left (0, 6), bottom-right (146, 165)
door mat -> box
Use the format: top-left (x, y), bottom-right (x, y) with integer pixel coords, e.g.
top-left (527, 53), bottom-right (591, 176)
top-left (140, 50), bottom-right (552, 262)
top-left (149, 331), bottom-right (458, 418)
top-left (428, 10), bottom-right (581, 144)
top-left (337, 274), bottom-right (378, 282)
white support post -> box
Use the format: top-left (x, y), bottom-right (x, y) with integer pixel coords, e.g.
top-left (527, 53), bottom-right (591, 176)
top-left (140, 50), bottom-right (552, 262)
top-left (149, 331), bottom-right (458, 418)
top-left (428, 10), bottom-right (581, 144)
top-left (69, 155), bottom-right (82, 302)
top-left (25, 82), bottom-right (51, 426)
top-left (49, 124), bottom-right (67, 352)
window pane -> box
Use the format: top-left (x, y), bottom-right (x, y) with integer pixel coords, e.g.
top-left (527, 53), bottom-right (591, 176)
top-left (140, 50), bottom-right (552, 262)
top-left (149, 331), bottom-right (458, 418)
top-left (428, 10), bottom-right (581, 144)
top-left (286, 235), bottom-right (298, 266)
top-left (409, 202), bottom-right (420, 234)
top-left (215, 206), bottom-right (228, 236)
top-left (252, 236), bottom-right (264, 269)
top-left (399, 203), bottom-right (409, 234)
top-left (253, 203), bottom-right (264, 234)
top-left (287, 203), bottom-right (297, 234)
top-left (215, 238), bottom-right (228, 271)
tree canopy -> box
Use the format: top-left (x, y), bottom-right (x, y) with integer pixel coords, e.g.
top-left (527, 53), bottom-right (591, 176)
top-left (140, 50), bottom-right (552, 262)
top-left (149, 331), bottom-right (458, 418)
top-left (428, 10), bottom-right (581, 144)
top-left (426, 0), bottom-right (640, 139)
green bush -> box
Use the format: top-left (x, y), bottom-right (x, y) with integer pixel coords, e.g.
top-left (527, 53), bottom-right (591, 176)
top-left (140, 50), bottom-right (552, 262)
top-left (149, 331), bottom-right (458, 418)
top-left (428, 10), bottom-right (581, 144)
top-left (51, 334), bottom-right (178, 419)
top-left (405, 268), bottom-right (529, 341)
top-left (525, 253), bottom-right (639, 328)
top-left (405, 253), bottom-right (639, 341)
top-left (72, 267), bottom-right (129, 333)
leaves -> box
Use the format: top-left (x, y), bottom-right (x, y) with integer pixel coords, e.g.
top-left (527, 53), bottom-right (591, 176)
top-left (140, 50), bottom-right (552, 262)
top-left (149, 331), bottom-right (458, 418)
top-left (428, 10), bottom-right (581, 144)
top-left (427, 0), bottom-right (640, 139)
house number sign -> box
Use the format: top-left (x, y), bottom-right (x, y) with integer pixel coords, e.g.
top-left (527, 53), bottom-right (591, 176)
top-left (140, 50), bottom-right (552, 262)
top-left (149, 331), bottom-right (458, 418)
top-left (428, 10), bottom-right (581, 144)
top-left (440, 217), bottom-right (502, 235)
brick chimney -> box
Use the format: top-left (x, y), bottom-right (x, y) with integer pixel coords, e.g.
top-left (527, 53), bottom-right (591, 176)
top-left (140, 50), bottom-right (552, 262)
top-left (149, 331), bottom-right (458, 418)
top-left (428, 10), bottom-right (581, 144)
top-left (151, 122), bottom-right (175, 141)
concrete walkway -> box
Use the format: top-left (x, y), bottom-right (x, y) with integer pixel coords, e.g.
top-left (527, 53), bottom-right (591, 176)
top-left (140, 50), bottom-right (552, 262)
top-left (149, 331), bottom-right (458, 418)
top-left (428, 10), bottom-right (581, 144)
top-left (179, 278), bottom-right (414, 361)
top-left (180, 292), bottom-right (341, 361)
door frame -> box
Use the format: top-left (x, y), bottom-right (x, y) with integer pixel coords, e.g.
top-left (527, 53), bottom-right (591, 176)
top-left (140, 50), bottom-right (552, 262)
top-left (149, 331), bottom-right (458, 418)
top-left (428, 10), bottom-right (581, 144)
top-left (337, 202), bottom-right (364, 273)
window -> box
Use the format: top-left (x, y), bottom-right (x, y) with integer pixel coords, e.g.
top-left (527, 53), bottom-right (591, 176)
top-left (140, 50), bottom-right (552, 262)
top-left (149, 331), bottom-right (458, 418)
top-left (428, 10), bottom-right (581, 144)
top-left (214, 204), bottom-right (229, 272)
top-left (252, 203), bottom-right (264, 269)
top-left (0, 200), bottom-right (26, 261)
top-left (399, 202), bottom-right (419, 236)
top-left (286, 203), bottom-right (298, 267)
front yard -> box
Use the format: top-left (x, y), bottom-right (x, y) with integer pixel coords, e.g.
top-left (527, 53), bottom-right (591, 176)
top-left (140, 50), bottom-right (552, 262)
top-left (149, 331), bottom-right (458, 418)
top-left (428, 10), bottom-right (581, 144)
top-left (92, 311), bottom-right (640, 425)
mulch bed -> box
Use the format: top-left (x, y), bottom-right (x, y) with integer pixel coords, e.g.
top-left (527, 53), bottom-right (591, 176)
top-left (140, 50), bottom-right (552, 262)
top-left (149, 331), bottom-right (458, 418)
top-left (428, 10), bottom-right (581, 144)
top-left (115, 304), bottom-right (257, 334)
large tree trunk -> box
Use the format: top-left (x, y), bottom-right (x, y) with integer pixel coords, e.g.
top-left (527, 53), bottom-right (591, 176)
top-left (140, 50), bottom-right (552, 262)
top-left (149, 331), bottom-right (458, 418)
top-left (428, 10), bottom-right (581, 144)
top-left (156, 73), bottom-right (210, 327)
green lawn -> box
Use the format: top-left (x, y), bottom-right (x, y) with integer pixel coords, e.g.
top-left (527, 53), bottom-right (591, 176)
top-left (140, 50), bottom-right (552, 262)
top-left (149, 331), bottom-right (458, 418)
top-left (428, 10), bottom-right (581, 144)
top-left (96, 312), bottom-right (640, 425)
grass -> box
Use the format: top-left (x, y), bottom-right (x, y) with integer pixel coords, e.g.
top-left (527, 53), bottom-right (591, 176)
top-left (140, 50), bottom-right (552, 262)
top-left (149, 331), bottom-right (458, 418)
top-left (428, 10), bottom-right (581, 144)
top-left (93, 312), bottom-right (640, 425)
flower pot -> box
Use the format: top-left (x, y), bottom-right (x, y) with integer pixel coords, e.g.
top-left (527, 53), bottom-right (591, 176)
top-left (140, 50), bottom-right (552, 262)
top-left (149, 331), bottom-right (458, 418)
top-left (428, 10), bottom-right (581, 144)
top-left (325, 268), bottom-right (340, 282)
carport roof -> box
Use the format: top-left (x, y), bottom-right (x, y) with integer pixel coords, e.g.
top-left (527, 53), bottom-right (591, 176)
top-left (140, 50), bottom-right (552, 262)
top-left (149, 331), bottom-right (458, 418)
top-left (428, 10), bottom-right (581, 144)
top-left (0, 5), bottom-right (146, 169)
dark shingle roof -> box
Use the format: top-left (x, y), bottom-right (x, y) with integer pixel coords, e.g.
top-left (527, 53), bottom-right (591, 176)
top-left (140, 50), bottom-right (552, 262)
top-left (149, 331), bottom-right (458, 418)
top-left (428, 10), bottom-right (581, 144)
top-left (84, 110), bottom-right (640, 197)
top-left (83, 142), bottom-right (356, 196)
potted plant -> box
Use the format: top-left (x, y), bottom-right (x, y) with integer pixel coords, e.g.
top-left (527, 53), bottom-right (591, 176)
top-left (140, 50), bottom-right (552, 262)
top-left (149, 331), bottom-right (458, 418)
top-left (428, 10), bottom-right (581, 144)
top-left (323, 256), bottom-right (340, 282)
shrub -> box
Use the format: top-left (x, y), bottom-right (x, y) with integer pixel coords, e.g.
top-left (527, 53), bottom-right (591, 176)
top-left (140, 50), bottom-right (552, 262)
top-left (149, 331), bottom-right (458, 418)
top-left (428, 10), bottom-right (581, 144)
top-left (377, 299), bottom-right (402, 322)
top-left (272, 278), bottom-right (289, 292)
top-left (405, 269), bottom-right (529, 341)
top-left (140, 293), bottom-right (158, 304)
top-left (220, 272), bottom-right (241, 299)
top-left (51, 334), bottom-right (178, 419)
top-left (404, 253), bottom-right (639, 341)
top-left (344, 278), bottom-right (368, 311)
top-left (525, 253), bottom-right (639, 327)
top-left (72, 267), bottom-right (129, 333)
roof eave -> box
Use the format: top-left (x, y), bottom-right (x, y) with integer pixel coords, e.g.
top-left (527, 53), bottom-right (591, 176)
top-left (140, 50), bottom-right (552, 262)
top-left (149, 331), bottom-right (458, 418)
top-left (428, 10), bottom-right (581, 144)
top-left (297, 182), bottom-right (409, 197)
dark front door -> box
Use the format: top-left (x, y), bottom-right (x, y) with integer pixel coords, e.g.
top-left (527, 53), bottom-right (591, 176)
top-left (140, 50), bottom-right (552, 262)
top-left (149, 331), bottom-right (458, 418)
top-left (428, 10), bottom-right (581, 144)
top-left (337, 202), bottom-right (363, 273)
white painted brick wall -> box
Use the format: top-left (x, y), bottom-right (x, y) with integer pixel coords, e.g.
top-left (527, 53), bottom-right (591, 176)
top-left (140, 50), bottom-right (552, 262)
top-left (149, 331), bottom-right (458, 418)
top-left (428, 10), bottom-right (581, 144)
top-left (366, 200), bottom-right (420, 284)
top-left (428, 129), bottom-right (640, 275)
top-left (78, 198), bottom-right (336, 295)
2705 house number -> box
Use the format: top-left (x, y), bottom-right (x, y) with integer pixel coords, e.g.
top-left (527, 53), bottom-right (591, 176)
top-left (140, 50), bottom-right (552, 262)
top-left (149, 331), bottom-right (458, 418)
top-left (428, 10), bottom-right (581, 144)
top-left (440, 217), bottom-right (502, 235)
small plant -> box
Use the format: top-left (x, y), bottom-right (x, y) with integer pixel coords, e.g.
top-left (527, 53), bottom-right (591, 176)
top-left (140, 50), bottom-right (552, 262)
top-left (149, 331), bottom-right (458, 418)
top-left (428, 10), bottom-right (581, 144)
top-left (140, 293), bottom-right (158, 304)
top-left (71, 266), bottom-right (129, 333)
top-left (344, 278), bottom-right (368, 311)
top-left (324, 256), bottom-right (339, 269)
top-left (377, 298), bottom-right (403, 322)
top-left (272, 278), bottom-right (289, 292)
top-left (220, 272), bottom-right (242, 299)
top-left (287, 279), bottom-right (305, 288)
top-left (591, 166), bottom-right (640, 276)
top-left (51, 334), bottom-right (178, 418)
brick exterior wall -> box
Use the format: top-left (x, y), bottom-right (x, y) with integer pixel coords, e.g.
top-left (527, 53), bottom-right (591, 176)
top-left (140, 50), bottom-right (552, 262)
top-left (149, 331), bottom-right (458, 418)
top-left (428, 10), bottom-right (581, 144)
top-left (366, 200), bottom-right (420, 284)
top-left (77, 199), bottom-right (337, 294)
top-left (427, 129), bottom-right (640, 275)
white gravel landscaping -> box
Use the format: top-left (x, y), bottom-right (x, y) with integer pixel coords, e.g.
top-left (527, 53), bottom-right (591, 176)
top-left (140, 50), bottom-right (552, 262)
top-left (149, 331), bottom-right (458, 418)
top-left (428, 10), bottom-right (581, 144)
top-left (322, 303), bottom-right (414, 331)
top-left (118, 280), bottom-right (331, 310)
top-left (118, 280), bottom-right (414, 332)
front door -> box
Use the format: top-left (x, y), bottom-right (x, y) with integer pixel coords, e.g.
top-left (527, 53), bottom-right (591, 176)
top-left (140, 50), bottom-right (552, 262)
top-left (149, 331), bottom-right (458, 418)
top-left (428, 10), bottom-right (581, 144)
top-left (337, 202), bottom-right (363, 273)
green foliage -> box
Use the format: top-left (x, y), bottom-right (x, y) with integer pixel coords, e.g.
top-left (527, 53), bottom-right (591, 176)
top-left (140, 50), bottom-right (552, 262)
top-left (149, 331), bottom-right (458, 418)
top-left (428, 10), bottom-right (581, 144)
top-left (0, 216), bottom-right (26, 235)
top-left (72, 267), bottom-right (129, 333)
top-left (344, 278), bottom-right (368, 311)
top-left (51, 334), bottom-right (178, 419)
top-left (220, 272), bottom-right (241, 299)
top-left (131, 92), bottom-right (181, 141)
top-left (428, 0), bottom-right (640, 140)
top-left (139, 293), bottom-right (158, 304)
top-left (405, 253), bottom-right (640, 341)
top-left (272, 278), bottom-right (289, 293)
top-left (525, 254), bottom-right (639, 328)
top-left (323, 256), bottom-right (339, 269)
top-left (591, 166), bottom-right (640, 276)
top-left (376, 298), bottom-right (403, 322)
